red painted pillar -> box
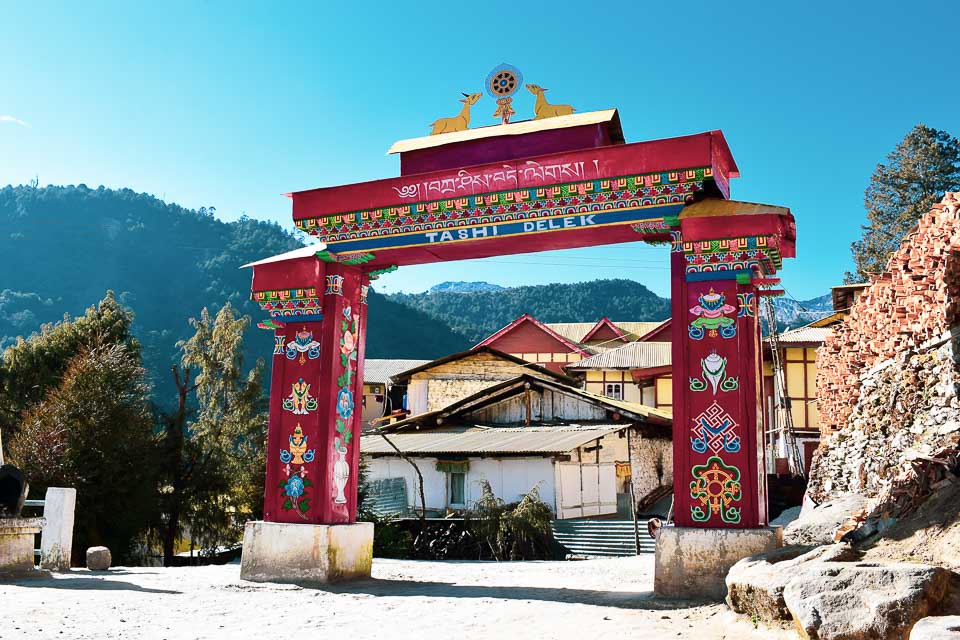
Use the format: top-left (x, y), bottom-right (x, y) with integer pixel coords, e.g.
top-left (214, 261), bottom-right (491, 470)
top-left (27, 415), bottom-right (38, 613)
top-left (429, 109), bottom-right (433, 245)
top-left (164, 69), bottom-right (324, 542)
top-left (254, 259), bottom-right (368, 525)
top-left (670, 232), bottom-right (768, 528)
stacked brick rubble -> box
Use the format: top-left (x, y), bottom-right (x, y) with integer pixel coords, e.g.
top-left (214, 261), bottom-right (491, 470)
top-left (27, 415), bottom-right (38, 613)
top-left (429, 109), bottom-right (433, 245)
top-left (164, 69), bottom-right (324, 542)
top-left (818, 193), bottom-right (960, 434)
top-left (809, 193), bottom-right (960, 505)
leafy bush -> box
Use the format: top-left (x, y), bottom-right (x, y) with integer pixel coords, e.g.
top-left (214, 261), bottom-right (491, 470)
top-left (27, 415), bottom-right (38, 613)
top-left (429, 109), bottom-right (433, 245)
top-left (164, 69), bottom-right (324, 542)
top-left (467, 480), bottom-right (554, 560)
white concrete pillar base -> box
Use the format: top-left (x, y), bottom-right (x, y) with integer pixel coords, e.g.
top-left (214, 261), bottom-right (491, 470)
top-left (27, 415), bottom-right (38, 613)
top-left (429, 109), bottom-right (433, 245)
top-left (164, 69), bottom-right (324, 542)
top-left (0, 517), bottom-right (45, 578)
top-left (40, 487), bottom-right (76, 571)
top-left (654, 525), bottom-right (782, 600)
top-left (240, 520), bottom-right (373, 585)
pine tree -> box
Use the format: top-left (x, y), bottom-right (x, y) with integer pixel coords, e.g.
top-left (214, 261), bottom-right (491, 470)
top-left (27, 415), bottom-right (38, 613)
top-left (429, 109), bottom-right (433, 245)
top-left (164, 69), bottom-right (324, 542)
top-left (157, 304), bottom-right (266, 564)
top-left (847, 125), bottom-right (960, 282)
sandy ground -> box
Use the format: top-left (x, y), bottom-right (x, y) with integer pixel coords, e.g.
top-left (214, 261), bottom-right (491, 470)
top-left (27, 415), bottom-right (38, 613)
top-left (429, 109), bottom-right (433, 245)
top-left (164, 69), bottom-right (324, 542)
top-left (0, 556), bottom-right (794, 640)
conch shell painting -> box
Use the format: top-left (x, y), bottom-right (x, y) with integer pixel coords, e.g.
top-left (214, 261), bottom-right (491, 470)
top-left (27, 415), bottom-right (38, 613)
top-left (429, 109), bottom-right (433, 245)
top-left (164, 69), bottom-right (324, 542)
top-left (689, 351), bottom-right (739, 395)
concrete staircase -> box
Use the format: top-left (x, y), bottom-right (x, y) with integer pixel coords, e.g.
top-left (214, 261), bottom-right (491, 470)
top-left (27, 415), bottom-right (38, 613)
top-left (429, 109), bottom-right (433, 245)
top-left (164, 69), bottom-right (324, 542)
top-left (551, 519), bottom-right (656, 557)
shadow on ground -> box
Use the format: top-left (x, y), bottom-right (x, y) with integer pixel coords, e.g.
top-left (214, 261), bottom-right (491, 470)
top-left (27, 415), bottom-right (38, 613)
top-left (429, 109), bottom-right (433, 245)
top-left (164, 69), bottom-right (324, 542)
top-left (9, 574), bottom-right (180, 594)
top-left (283, 578), bottom-right (713, 610)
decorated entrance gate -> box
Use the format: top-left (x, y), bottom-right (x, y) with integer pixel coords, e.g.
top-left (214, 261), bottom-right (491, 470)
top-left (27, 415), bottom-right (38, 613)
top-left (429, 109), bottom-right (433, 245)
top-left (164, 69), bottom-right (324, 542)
top-left (246, 68), bottom-right (795, 534)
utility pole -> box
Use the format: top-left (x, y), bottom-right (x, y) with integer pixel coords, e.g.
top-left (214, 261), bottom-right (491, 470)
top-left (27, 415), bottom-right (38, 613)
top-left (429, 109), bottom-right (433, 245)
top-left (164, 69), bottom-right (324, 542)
top-left (626, 429), bottom-right (640, 555)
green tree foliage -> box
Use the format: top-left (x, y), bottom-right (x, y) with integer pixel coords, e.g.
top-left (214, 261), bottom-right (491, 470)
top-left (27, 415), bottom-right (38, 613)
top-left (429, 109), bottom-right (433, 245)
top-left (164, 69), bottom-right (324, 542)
top-left (848, 125), bottom-right (960, 282)
top-left (387, 279), bottom-right (671, 343)
top-left (0, 291), bottom-right (139, 441)
top-left (157, 304), bottom-right (267, 564)
top-left (8, 343), bottom-right (157, 564)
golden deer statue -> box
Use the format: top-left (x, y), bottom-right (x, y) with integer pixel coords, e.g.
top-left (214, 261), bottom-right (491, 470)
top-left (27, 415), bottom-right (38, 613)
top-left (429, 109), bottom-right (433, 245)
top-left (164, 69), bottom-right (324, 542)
top-left (526, 84), bottom-right (575, 120)
top-left (429, 92), bottom-right (482, 135)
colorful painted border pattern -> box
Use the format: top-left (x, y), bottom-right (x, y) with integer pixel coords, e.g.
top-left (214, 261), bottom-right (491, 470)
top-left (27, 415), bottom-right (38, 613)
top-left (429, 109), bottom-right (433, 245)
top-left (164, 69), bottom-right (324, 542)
top-left (683, 236), bottom-right (782, 276)
top-left (252, 288), bottom-right (322, 318)
top-left (295, 167), bottom-right (713, 242)
top-left (325, 275), bottom-right (344, 296)
top-left (316, 250), bottom-right (375, 265)
top-left (737, 293), bottom-right (756, 317)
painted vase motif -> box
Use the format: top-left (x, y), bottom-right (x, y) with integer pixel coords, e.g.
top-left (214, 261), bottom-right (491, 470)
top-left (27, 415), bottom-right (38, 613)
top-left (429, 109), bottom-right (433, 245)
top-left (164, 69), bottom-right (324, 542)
top-left (333, 439), bottom-right (349, 504)
top-left (689, 288), bottom-right (737, 339)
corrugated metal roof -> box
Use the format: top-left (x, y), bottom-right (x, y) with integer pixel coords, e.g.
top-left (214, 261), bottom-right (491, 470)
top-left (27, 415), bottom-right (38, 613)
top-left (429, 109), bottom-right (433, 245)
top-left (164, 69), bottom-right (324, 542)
top-left (615, 321), bottom-right (668, 340)
top-left (364, 359), bottom-right (431, 384)
top-left (544, 322), bottom-right (595, 343)
top-left (567, 342), bottom-right (672, 370)
top-left (544, 320), bottom-right (665, 344)
top-left (386, 110), bottom-right (621, 154)
top-left (774, 326), bottom-right (832, 344)
top-left (362, 424), bottom-right (623, 455)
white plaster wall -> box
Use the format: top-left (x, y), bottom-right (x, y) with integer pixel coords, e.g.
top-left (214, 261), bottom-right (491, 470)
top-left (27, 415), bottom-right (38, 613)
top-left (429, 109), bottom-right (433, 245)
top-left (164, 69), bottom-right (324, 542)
top-left (366, 457), bottom-right (447, 511)
top-left (468, 458), bottom-right (556, 511)
top-left (623, 383), bottom-right (643, 404)
top-left (641, 386), bottom-right (656, 407)
top-left (366, 456), bottom-right (557, 513)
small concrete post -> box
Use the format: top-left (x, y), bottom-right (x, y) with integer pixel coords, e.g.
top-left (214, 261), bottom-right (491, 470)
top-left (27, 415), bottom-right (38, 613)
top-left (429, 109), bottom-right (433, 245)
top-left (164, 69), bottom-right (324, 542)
top-left (40, 487), bottom-right (76, 571)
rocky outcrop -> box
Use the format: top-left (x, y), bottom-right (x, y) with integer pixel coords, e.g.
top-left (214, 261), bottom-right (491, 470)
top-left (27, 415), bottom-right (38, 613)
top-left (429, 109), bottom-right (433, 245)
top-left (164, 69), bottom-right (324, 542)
top-left (784, 495), bottom-right (868, 545)
top-left (783, 563), bottom-right (952, 640)
top-left (726, 544), bottom-right (856, 621)
top-left (808, 338), bottom-right (960, 510)
top-left (727, 543), bottom-right (957, 639)
top-left (910, 616), bottom-right (960, 639)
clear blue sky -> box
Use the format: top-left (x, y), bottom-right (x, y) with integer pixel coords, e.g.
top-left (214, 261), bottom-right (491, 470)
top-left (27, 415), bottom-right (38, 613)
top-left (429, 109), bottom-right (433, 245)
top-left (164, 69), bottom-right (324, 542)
top-left (2, 1), bottom-right (957, 300)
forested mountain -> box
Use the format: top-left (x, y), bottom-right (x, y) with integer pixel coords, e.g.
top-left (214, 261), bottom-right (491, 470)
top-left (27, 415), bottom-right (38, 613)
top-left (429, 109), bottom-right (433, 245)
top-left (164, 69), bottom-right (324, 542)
top-left (388, 281), bottom-right (832, 342)
top-left (387, 279), bottom-right (673, 343)
top-left (0, 185), bottom-right (469, 402)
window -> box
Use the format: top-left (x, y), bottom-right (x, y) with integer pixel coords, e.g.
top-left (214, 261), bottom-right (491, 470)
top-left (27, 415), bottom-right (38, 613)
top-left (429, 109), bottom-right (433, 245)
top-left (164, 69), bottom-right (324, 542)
top-left (783, 347), bottom-right (818, 429)
top-left (604, 383), bottom-right (623, 400)
top-left (449, 472), bottom-right (465, 506)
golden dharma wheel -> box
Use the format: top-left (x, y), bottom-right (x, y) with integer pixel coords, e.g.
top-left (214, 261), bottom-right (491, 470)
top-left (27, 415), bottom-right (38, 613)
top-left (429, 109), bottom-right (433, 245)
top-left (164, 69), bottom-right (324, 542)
top-left (484, 63), bottom-right (523, 100)
top-left (489, 70), bottom-right (518, 97)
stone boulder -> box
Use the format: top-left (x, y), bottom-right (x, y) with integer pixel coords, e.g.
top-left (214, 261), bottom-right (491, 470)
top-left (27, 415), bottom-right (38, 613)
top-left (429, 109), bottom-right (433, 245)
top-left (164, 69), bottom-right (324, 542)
top-left (910, 616), bottom-right (960, 639)
top-left (784, 494), bottom-right (867, 546)
top-left (783, 562), bottom-right (953, 640)
top-left (726, 544), bottom-right (856, 621)
top-left (86, 546), bottom-right (112, 571)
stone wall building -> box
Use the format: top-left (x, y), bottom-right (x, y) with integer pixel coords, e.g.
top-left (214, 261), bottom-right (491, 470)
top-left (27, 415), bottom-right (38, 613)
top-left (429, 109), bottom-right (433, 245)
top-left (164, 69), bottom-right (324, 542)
top-left (391, 346), bottom-right (575, 416)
